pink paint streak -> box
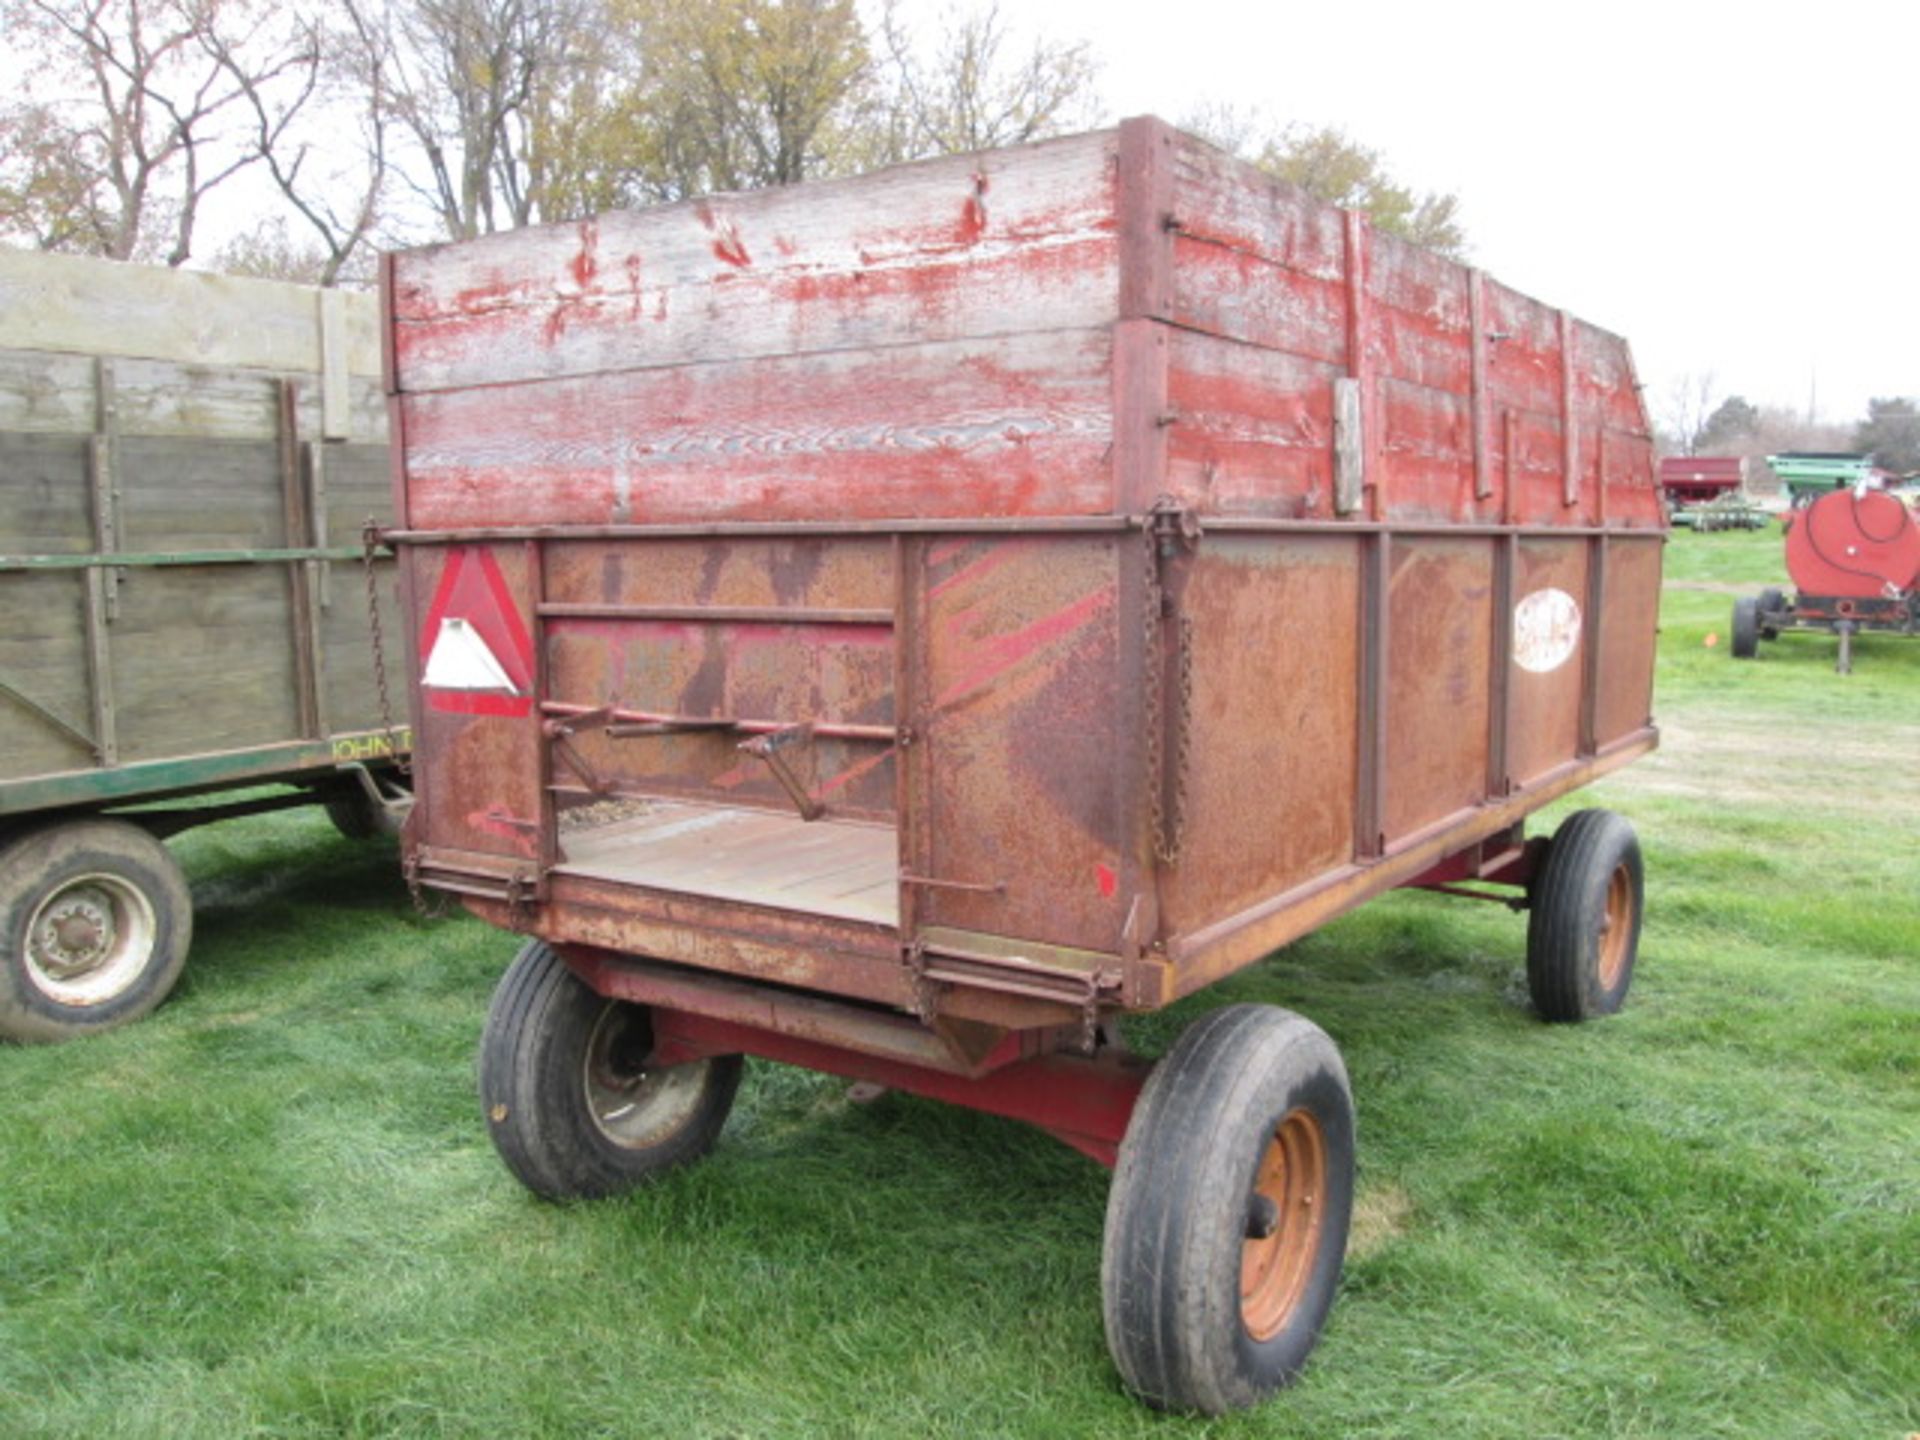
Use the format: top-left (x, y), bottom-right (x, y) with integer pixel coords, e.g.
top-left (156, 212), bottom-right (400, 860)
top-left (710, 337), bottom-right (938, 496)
top-left (934, 585), bottom-right (1113, 708)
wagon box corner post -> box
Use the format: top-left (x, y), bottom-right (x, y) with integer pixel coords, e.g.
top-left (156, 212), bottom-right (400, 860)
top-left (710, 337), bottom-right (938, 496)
top-left (384, 117), bottom-right (1664, 1414)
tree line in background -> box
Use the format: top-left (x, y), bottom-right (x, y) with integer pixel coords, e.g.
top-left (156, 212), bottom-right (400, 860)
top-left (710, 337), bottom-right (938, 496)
top-left (0, 0), bottom-right (1469, 286)
top-left (1663, 376), bottom-right (1920, 480)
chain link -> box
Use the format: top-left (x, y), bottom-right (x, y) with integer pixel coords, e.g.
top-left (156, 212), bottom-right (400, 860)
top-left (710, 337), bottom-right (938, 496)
top-left (1142, 516), bottom-right (1169, 864)
top-left (1143, 500), bottom-right (1191, 867)
top-left (363, 521), bottom-right (441, 919)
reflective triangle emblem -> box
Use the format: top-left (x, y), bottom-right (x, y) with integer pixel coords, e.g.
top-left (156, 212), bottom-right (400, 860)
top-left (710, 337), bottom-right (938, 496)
top-left (422, 617), bottom-right (520, 692)
top-left (417, 547), bottom-right (536, 717)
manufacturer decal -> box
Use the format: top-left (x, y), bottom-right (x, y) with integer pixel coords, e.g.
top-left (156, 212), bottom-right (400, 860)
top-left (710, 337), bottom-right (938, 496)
top-left (1513, 588), bottom-right (1582, 674)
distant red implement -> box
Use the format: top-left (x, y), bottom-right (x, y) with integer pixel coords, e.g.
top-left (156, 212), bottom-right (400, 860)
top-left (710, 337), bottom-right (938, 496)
top-left (1733, 487), bottom-right (1920, 671)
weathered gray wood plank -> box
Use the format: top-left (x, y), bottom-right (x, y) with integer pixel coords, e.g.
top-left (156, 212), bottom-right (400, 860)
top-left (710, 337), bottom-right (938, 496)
top-left (0, 349), bottom-right (386, 441)
top-left (0, 572), bottom-right (94, 779)
top-left (107, 566), bottom-right (301, 762)
top-left (0, 249), bottom-right (380, 375)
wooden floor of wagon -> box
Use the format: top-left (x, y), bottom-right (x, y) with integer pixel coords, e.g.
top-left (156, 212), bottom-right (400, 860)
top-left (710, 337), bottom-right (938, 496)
top-left (554, 801), bottom-right (899, 924)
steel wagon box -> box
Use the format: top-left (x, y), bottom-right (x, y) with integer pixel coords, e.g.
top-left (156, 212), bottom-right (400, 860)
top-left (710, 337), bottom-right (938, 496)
top-left (0, 253), bottom-right (408, 1041)
top-left (383, 117), bottom-right (1663, 1411)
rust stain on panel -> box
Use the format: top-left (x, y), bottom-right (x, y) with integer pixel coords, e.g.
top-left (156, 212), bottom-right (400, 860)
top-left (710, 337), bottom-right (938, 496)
top-left (1157, 536), bottom-right (1360, 937)
top-left (1384, 537), bottom-right (1493, 841)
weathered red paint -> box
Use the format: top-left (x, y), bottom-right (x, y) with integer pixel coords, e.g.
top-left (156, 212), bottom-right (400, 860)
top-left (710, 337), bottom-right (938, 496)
top-left (646, 1005), bottom-right (1149, 1167)
top-left (384, 115), bottom-right (1664, 1152)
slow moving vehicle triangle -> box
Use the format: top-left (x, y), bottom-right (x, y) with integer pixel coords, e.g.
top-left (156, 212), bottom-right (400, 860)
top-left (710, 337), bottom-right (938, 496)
top-left (418, 547), bottom-right (535, 716)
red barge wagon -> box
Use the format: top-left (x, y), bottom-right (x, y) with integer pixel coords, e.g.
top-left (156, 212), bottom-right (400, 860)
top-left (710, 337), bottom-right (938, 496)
top-left (380, 118), bottom-right (1666, 1413)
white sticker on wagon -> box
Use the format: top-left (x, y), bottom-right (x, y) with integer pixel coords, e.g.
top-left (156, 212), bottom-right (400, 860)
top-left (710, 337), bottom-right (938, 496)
top-left (1513, 588), bottom-right (1582, 674)
top-left (422, 617), bottom-right (522, 692)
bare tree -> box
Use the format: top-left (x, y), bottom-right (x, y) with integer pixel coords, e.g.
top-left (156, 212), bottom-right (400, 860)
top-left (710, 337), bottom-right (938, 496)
top-left (361, 0), bottom-right (603, 240)
top-left (202, 2), bottom-right (391, 285)
top-left (0, 0), bottom-right (312, 265)
top-left (1660, 371), bottom-right (1719, 457)
top-left (875, 0), bottom-right (1100, 160)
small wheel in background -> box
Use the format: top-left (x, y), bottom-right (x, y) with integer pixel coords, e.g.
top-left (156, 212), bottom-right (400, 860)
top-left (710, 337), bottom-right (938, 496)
top-left (1757, 587), bottom-right (1785, 640)
top-left (1730, 596), bottom-right (1760, 659)
top-left (0, 819), bottom-right (193, 1043)
top-left (479, 939), bottom-right (743, 1200)
top-left (1102, 1004), bottom-right (1355, 1415)
top-left (1526, 809), bottom-right (1643, 1023)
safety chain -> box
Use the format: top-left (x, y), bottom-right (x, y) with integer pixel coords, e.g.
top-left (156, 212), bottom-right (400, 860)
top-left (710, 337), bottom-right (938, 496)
top-left (399, 852), bottom-right (446, 919)
top-left (361, 519), bottom-right (411, 778)
top-left (1143, 498), bottom-right (1195, 866)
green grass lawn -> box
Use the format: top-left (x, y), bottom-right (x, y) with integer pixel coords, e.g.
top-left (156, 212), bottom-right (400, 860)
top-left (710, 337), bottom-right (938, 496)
top-left (2, 529), bottom-right (1915, 1439)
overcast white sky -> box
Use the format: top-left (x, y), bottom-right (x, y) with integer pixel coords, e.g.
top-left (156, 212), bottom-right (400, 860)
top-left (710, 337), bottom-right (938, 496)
top-left (1038, 0), bottom-right (1918, 431)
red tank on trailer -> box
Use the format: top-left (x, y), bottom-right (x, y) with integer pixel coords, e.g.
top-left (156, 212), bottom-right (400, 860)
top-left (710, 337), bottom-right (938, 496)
top-left (379, 117), bottom-right (1667, 1414)
top-left (1784, 489), bottom-right (1920, 598)
top-left (1733, 488), bottom-right (1920, 671)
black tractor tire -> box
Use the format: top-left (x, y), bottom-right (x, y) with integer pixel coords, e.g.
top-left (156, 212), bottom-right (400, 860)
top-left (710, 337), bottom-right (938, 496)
top-left (1102, 1004), bottom-right (1355, 1415)
top-left (1526, 809), bottom-right (1643, 1023)
top-left (1731, 596), bottom-right (1760, 659)
top-left (0, 819), bottom-right (193, 1043)
top-left (1757, 587), bottom-right (1786, 640)
top-left (479, 939), bottom-right (742, 1200)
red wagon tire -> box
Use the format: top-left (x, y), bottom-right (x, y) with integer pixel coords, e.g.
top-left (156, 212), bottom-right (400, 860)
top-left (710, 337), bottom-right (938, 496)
top-left (1526, 809), bottom-right (1644, 1023)
top-left (1102, 1004), bottom-right (1355, 1415)
top-left (479, 939), bottom-right (743, 1200)
top-left (0, 819), bottom-right (192, 1044)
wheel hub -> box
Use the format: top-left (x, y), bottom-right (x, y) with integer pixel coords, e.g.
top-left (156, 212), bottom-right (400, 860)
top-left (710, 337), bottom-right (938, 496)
top-left (33, 888), bottom-right (117, 980)
top-left (582, 1003), bottom-right (712, 1149)
top-left (1596, 862), bottom-right (1635, 990)
top-left (1240, 1107), bottom-right (1330, 1342)
top-left (23, 872), bottom-right (158, 1006)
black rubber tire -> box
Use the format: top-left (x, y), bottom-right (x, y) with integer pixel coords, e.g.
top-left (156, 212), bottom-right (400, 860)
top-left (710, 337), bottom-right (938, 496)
top-left (1757, 587), bottom-right (1785, 640)
top-left (1731, 596), bottom-right (1760, 659)
top-left (1526, 809), bottom-right (1643, 1023)
top-left (479, 939), bottom-right (743, 1200)
top-left (1102, 1004), bottom-right (1355, 1415)
top-left (0, 819), bottom-right (193, 1043)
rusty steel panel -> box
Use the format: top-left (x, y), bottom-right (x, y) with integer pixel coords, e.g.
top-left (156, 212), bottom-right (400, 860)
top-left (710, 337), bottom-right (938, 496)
top-left (913, 535), bottom-right (1127, 953)
top-left (1156, 535), bottom-right (1361, 938)
top-left (537, 535), bottom-right (897, 818)
top-left (1384, 538), bottom-right (1494, 841)
top-left (1594, 538), bottom-right (1663, 749)
top-left (407, 541), bottom-right (545, 862)
top-left (1506, 539), bottom-right (1590, 787)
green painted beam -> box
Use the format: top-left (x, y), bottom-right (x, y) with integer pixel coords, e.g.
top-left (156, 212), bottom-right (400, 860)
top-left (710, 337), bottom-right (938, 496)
top-left (0, 728), bottom-right (410, 816)
top-left (0, 546), bottom-right (384, 572)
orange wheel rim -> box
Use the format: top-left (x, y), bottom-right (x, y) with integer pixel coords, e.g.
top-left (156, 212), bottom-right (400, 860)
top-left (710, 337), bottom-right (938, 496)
top-left (1240, 1108), bottom-right (1328, 1342)
top-left (1597, 863), bottom-right (1634, 990)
